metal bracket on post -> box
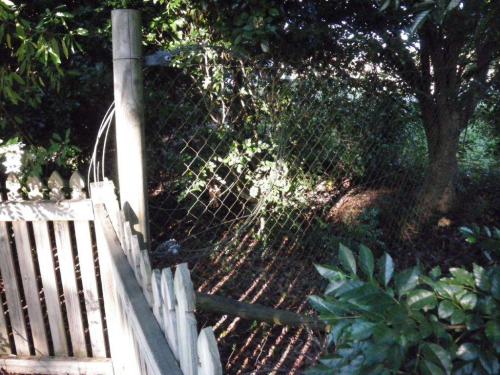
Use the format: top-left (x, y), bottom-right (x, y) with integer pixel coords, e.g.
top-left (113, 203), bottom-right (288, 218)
top-left (112, 9), bottom-right (150, 249)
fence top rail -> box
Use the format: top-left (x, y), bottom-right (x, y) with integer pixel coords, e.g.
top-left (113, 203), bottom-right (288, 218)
top-left (0, 171), bottom-right (94, 221)
top-left (93, 202), bottom-right (183, 375)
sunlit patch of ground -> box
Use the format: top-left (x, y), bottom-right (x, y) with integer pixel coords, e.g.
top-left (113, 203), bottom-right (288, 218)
top-left (327, 188), bottom-right (393, 225)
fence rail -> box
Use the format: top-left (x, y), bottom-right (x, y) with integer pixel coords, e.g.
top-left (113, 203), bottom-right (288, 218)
top-left (92, 180), bottom-right (222, 375)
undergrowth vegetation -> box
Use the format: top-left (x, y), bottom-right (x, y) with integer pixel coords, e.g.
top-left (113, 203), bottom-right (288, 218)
top-left (309, 239), bottom-right (500, 374)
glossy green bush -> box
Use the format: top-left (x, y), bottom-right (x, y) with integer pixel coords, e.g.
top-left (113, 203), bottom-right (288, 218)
top-left (460, 225), bottom-right (500, 263)
top-left (308, 244), bottom-right (500, 374)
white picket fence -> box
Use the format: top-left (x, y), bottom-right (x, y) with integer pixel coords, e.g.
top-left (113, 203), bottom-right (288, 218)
top-left (0, 172), bottom-right (221, 374)
top-left (91, 179), bottom-right (222, 375)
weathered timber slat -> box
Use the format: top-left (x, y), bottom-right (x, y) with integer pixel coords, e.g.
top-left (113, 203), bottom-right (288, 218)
top-left (0, 200), bottom-right (95, 221)
top-left (26, 175), bottom-right (69, 356)
top-left (70, 171), bottom-right (106, 358)
top-left (174, 264), bottom-right (198, 375)
top-left (53, 220), bottom-right (87, 357)
top-left (198, 328), bottom-right (223, 375)
top-left (12, 221), bottom-right (49, 356)
top-left (0, 356), bottom-right (114, 374)
top-left (73, 219), bottom-right (106, 358)
top-left (0, 296), bottom-right (10, 354)
top-left (32, 220), bottom-right (68, 356)
top-left (0, 220), bottom-right (29, 355)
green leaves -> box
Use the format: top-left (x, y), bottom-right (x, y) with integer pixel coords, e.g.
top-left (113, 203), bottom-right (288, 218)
top-left (409, 9), bottom-right (432, 35)
top-left (314, 264), bottom-right (341, 280)
top-left (422, 343), bottom-right (452, 375)
top-left (490, 269), bottom-right (500, 300)
top-left (0, 2), bottom-right (83, 111)
top-left (420, 359), bottom-right (445, 375)
top-left (378, 252), bottom-right (394, 286)
top-left (308, 295), bottom-right (346, 318)
top-left (438, 300), bottom-right (455, 319)
top-left (459, 293), bottom-right (477, 310)
top-left (449, 268), bottom-right (474, 287)
top-left (359, 244), bottom-right (374, 279)
top-left (407, 289), bottom-right (437, 310)
top-left (395, 266), bottom-right (420, 296)
top-left (339, 243), bottom-right (356, 275)
top-left (446, 0), bottom-right (462, 12)
top-left (309, 242), bottom-right (500, 374)
top-left (473, 264), bottom-right (490, 291)
top-left (459, 225), bottom-right (500, 260)
top-left (456, 343), bottom-right (479, 362)
top-left (380, 0), bottom-right (392, 12)
top-left (485, 321), bottom-right (500, 343)
top-left (350, 320), bottom-right (375, 340)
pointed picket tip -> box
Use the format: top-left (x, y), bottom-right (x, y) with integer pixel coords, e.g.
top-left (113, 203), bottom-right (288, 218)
top-left (48, 171), bottom-right (65, 200)
top-left (69, 171), bottom-right (86, 199)
top-left (27, 176), bottom-right (44, 200)
top-left (6, 173), bottom-right (22, 201)
top-left (174, 263), bottom-right (196, 311)
top-left (198, 327), bottom-right (223, 375)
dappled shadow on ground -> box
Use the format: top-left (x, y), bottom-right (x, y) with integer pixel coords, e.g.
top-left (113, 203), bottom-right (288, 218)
top-left (152, 171), bottom-right (499, 374)
top-left (154, 225), bottom-right (329, 374)
top-left (191, 236), bottom-right (327, 374)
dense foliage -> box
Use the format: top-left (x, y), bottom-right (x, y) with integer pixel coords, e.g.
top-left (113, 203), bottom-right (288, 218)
top-left (0, 0), bottom-right (83, 118)
top-left (309, 243), bottom-right (500, 374)
top-left (0, 0), bottom-right (94, 176)
top-left (460, 225), bottom-right (500, 264)
top-left (0, 1), bottom-right (498, 373)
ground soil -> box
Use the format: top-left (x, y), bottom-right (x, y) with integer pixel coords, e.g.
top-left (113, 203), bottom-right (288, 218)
top-left (154, 179), bottom-right (499, 374)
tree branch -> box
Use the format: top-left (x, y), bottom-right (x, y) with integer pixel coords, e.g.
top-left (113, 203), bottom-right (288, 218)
top-left (195, 292), bottom-right (326, 330)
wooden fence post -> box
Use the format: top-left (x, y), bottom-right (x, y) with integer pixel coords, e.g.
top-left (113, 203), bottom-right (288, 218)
top-left (112, 9), bottom-right (150, 249)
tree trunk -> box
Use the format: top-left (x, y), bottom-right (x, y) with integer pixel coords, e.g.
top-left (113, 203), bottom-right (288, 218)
top-left (413, 107), bottom-right (462, 226)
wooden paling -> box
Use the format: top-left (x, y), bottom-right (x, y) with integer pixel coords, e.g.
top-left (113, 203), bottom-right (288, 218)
top-left (7, 174), bottom-right (49, 356)
top-left (49, 172), bottom-right (87, 357)
top-left (28, 176), bottom-right (68, 356)
top-left (0, 186), bottom-right (30, 356)
top-left (0, 172), bottom-right (222, 374)
top-left (69, 172), bottom-right (106, 358)
top-left (91, 180), bottom-right (223, 375)
top-left (0, 171), bottom-right (107, 372)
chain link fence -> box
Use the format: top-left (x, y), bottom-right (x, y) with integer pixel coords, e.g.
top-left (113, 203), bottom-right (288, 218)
top-left (144, 63), bottom-right (426, 254)
top-left (140, 51), bottom-right (498, 373)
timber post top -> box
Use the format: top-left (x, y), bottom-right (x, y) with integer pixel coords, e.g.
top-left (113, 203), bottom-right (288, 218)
top-left (111, 9), bottom-right (142, 61)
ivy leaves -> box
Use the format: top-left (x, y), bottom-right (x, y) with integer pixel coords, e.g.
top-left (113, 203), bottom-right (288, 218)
top-left (308, 243), bottom-right (500, 374)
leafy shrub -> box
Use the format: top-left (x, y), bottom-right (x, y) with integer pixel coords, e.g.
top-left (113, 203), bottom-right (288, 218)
top-left (460, 225), bottom-right (500, 263)
top-left (308, 243), bottom-right (500, 374)
top-left (0, 131), bottom-right (81, 178)
top-left (0, 1), bottom-right (85, 130)
top-left (459, 120), bottom-right (500, 172)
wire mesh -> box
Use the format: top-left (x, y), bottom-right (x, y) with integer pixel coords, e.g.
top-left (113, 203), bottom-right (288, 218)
top-left (143, 59), bottom-right (428, 263)
top-left (108, 48), bottom-right (498, 372)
